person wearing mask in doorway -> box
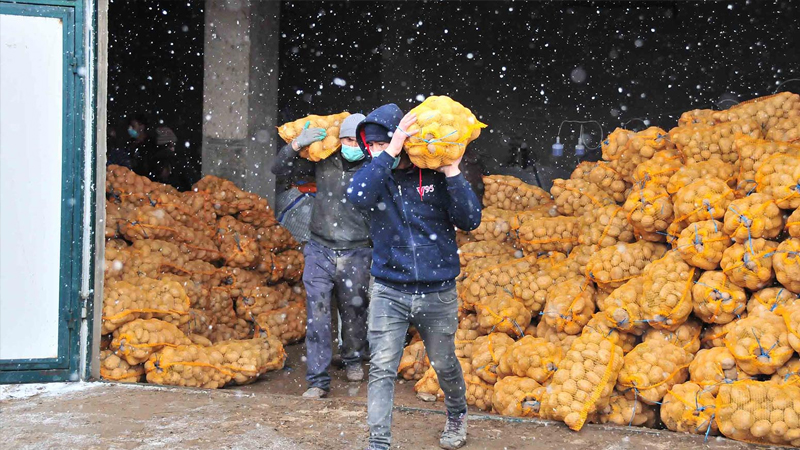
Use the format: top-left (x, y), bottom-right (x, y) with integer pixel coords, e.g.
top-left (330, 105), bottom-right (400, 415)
top-left (271, 113), bottom-right (372, 399)
top-left (126, 113), bottom-right (159, 180)
top-left (347, 104), bottom-right (482, 450)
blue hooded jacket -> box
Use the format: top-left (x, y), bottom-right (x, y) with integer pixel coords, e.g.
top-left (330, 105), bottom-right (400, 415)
top-left (348, 104), bottom-right (482, 294)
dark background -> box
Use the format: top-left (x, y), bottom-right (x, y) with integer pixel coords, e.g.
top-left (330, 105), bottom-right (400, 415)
top-left (108, 0), bottom-right (800, 188)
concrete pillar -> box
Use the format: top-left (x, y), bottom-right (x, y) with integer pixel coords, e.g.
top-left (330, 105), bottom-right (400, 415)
top-left (202, 0), bottom-right (279, 206)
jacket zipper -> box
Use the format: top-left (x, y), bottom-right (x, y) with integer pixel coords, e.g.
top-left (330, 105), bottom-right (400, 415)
top-left (397, 183), bottom-right (420, 283)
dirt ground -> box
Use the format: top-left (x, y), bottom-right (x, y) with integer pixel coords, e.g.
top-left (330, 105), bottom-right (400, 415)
top-left (0, 343), bottom-right (768, 450)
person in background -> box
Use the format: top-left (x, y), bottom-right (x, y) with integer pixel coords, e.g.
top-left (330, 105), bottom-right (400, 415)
top-left (347, 104), bottom-right (482, 450)
top-left (271, 113), bottom-right (372, 399)
top-left (106, 126), bottom-right (132, 168)
top-left (126, 113), bottom-right (158, 179)
top-left (152, 126), bottom-right (197, 191)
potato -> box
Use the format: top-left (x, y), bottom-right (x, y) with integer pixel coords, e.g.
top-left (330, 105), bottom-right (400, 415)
top-left (217, 216), bottom-right (261, 269)
top-left (725, 311), bottom-right (793, 376)
top-left (676, 220), bottom-right (733, 270)
top-left (497, 336), bottom-right (561, 384)
top-left (474, 294), bottom-right (531, 337)
top-left (469, 206), bottom-right (515, 243)
top-left (766, 114), bottom-right (800, 142)
top-left (777, 300), bottom-right (800, 354)
top-left (689, 348), bottom-right (746, 394)
top-left (461, 254), bottom-right (540, 309)
top-left (734, 135), bottom-right (800, 195)
top-left (492, 376), bottom-right (545, 418)
top-left (748, 287), bottom-right (797, 316)
top-left (597, 391), bottom-right (657, 427)
top-left (111, 318), bottom-right (192, 365)
top-left (584, 313), bottom-right (638, 354)
top-left (107, 164), bottom-right (177, 197)
top-left (720, 238), bottom-right (779, 290)
top-left (542, 278), bottom-right (596, 335)
top-left (396, 341), bottom-right (430, 381)
top-left (716, 380), bottom-right (800, 446)
top-left (622, 184), bottom-right (674, 242)
top-left (414, 358), bottom-right (472, 401)
top-left (640, 251), bottom-right (698, 330)
top-left (570, 161), bottom-right (630, 203)
top-left (471, 333), bottom-right (515, 385)
top-left (253, 302), bottom-right (307, 346)
top-left (667, 160), bottom-right (737, 195)
top-left (602, 127), bottom-right (670, 182)
top-left (691, 271), bottom-right (747, 324)
top-left (643, 316), bottom-right (703, 355)
top-left (550, 178), bottom-right (616, 218)
top-left (787, 209), bottom-right (800, 238)
top-left (536, 320), bottom-right (579, 354)
top-left (673, 177), bottom-right (735, 225)
top-left (102, 278), bottom-right (191, 334)
top-left (99, 350), bottom-right (144, 383)
top-left (668, 118), bottom-right (763, 167)
top-left (661, 382), bottom-right (718, 435)
top-left (257, 223), bottom-right (300, 254)
top-left (770, 357), bottom-right (800, 386)
top-left (458, 241), bottom-right (517, 267)
top-left (700, 317), bottom-right (743, 350)
top-left (235, 286), bottom-right (289, 320)
top-left (723, 194), bottom-right (784, 243)
top-left (514, 216), bottom-right (580, 254)
top-left (579, 205), bottom-right (635, 249)
top-left (755, 153), bottom-right (800, 209)
top-left (617, 340), bottom-right (692, 404)
top-left (275, 249), bottom-right (304, 284)
top-left (278, 112), bottom-right (350, 161)
top-left (774, 238), bottom-right (800, 293)
top-left (482, 175), bottom-right (553, 211)
top-left (631, 149), bottom-right (684, 189)
top-left (598, 276), bottom-right (648, 336)
top-left (585, 241), bottom-right (667, 292)
top-left (208, 336), bottom-right (286, 385)
top-left (513, 252), bottom-right (582, 315)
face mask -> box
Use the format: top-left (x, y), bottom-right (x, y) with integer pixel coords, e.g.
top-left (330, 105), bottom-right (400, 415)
top-left (128, 127), bottom-right (139, 139)
top-left (373, 150), bottom-right (400, 169)
top-left (341, 144), bottom-right (364, 162)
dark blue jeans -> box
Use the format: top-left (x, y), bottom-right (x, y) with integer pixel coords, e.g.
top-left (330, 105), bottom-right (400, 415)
top-left (303, 239), bottom-right (372, 391)
top-left (367, 282), bottom-right (467, 449)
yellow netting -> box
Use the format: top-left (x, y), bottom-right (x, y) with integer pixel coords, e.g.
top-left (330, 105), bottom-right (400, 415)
top-left (643, 317), bottom-right (703, 355)
top-left (497, 336), bottom-right (562, 384)
top-left (550, 178), bottom-right (616, 217)
top-left (586, 241), bottom-right (668, 293)
top-left (622, 184), bottom-right (674, 242)
top-left (691, 271), bottom-right (747, 325)
top-left (540, 331), bottom-right (625, 431)
top-left (106, 164), bottom-right (178, 197)
top-left (257, 224), bottom-right (300, 254)
top-left (598, 276), bottom-right (647, 335)
top-left (162, 308), bottom-right (217, 341)
top-left (667, 160), bottom-right (737, 195)
top-left (414, 358), bottom-right (472, 401)
top-left (492, 376), bottom-right (546, 418)
top-left (583, 313), bottom-right (638, 354)
top-left (482, 175), bottom-right (553, 211)
top-left (689, 347), bottom-right (747, 395)
top-left (720, 238), bottom-right (779, 291)
top-left (193, 175), bottom-right (272, 216)
top-left (465, 372), bottom-right (495, 412)
top-left (678, 109), bottom-right (717, 127)
top-left (617, 340), bottom-right (692, 405)
top-left (755, 153), bottom-right (800, 209)
top-left (145, 344), bottom-right (232, 388)
top-left (513, 253), bottom-right (581, 315)
top-left (278, 112), bottom-right (350, 162)
top-left (100, 350), bottom-right (144, 383)
top-left (119, 205), bottom-right (183, 242)
top-left (461, 254), bottom-right (540, 309)
top-left (458, 241), bottom-right (517, 268)
top-left (770, 357), bottom-right (800, 386)
top-left (748, 287), bottom-right (798, 316)
top-left (514, 216), bottom-right (580, 254)
top-left (579, 205), bottom-right (635, 249)
top-left (471, 333), bottom-right (515, 385)
top-left (469, 206), bottom-right (515, 243)
top-left (509, 204), bottom-right (561, 231)
top-left (474, 293), bottom-right (531, 337)
top-left (542, 278), bottom-right (596, 335)
top-left (570, 161), bottom-right (630, 203)
top-left (774, 238), bottom-right (800, 293)
top-left (716, 92), bottom-right (800, 125)
top-left (716, 380), bottom-right (800, 446)
top-left (102, 278), bottom-right (191, 334)
top-left (208, 320), bottom-right (253, 344)
top-left (675, 220), bottom-right (732, 270)
top-left (396, 340), bottom-right (430, 381)
top-left (110, 318), bottom-right (192, 365)
top-left (734, 135), bottom-right (800, 195)
top-left (723, 194), bottom-right (784, 244)
top-left (404, 95), bottom-right (487, 169)
top-left (275, 249), bottom-right (304, 283)
top-left (217, 216), bottom-right (261, 269)
top-left (669, 118), bottom-right (764, 167)
top-left (597, 391), bottom-right (658, 428)
top-left (701, 317), bottom-right (743, 350)
top-left (536, 320), bottom-right (579, 354)
top-left (253, 302), bottom-right (307, 345)
top-left (235, 286), bottom-right (289, 320)
top-left (673, 177), bottom-right (735, 225)
top-left (603, 127), bottom-right (670, 182)
top-left (777, 300), bottom-right (800, 354)
top-left (661, 382), bottom-right (718, 436)
top-left (787, 208), bottom-right (800, 238)
top-left (632, 149), bottom-right (684, 189)
top-left (766, 114), bottom-right (800, 142)
top-left (455, 328), bottom-right (480, 360)
top-left (725, 311), bottom-right (793, 376)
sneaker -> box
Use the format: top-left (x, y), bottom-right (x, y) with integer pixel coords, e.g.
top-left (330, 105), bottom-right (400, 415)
top-left (301, 387), bottom-right (328, 399)
top-left (439, 411), bottom-right (467, 450)
top-left (345, 364), bottom-right (364, 382)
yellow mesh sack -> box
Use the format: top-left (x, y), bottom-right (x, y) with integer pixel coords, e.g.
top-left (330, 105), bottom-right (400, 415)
top-left (278, 112), bottom-right (350, 162)
top-left (396, 340), bottom-right (430, 381)
top-left (235, 286), bottom-right (289, 320)
top-left (673, 177), bottom-right (735, 225)
top-left (514, 216), bottom-right (580, 254)
top-left (217, 216), bottom-right (261, 269)
top-left (492, 376), bottom-right (546, 418)
top-left (787, 208), bottom-right (800, 238)
top-left (253, 302), bottom-right (307, 345)
top-left (536, 320), bottom-right (579, 354)
top-left (755, 153), bottom-right (800, 209)
top-left (735, 135), bottom-right (800, 195)
top-left (601, 127), bottom-right (634, 161)
top-left (509, 204), bottom-right (561, 231)
top-left (720, 238), bottom-right (779, 290)
top-left (257, 224), bottom-right (300, 254)
top-left (219, 267), bottom-right (265, 296)
top-left (162, 308), bottom-right (217, 341)
top-left (701, 317), bottom-right (743, 350)
top-left (676, 220), bottom-right (732, 270)
top-left (474, 293), bottom-right (531, 337)
top-left (461, 254), bottom-right (539, 309)
top-left (100, 350), bottom-right (144, 383)
top-left (642, 316), bottom-right (703, 355)
top-left (667, 160), bottom-right (737, 195)
top-left (716, 380), bottom-right (800, 446)
top-left (540, 330), bottom-right (625, 431)
top-left (513, 253), bottom-right (581, 315)
top-left (597, 391), bottom-right (658, 428)
top-left (570, 161), bottom-right (630, 203)
top-left (771, 357), bottom-right (800, 386)
top-left (598, 276), bottom-right (648, 335)
top-left (725, 311), bottom-right (793, 376)
top-left (145, 344), bottom-right (231, 388)
top-left (774, 238), bottom-right (800, 293)
top-left (275, 249), bottom-right (304, 284)
top-left (471, 333), bottom-right (515, 385)
top-left (669, 118), bottom-right (764, 166)
top-left (469, 206), bottom-right (514, 243)
top-left (689, 347), bottom-right (747, 395)
top-left (632, 149), bottom-right (684, 189)
top-left (661, 382), bottom-right (719, 436)
top-left (414, 358), bottom-right (472, 402)
top-left (678, 109), bottom-right (716, 127)
top-left (584, 313), bottom-right (638, 355)
top-left (102, 279), bottom-right (191, 334)
top-left (208, 336), bottom-right (286, 385)
top-left (542, 278), bottom-right (596, 335)
top-left (616, 340), bottom-right (692, 404)
top-left (404, 95), bottom-right (487, 169)
top-left (106, 164), bottom-right (176, 196)
top-left (766, 114), bottom-right (800, 142)
top-left (579, 205), bottom-right (635, 249)
top-left (691, 271), bottom-right (747, 325)
top-left (716, 92), bottom-right (800, 126)
top-left (466, 372), bottom-right (495, 411)
top-left (586, 241), bottom-right (667, 292)
top-left (208, 321), bottom-right (252, 344)
top-left (748, 287), bottom-right (798, 315)
top-left (459, 254), bottom-right (516, 284)
top-left (550, 178), bottom-right (616, 217)
top-left (622, 184), bottom-right (674, 242)
top-left (110, 318), bottom-right (192, 365)
top-left (458, 241), bottom-right (517, 267)
top-left (640, 248), bottom-right (698, 331)
top-left (778, 300), bottom-right (800, 353)
top-left (455, 328), bottom-right (480, 360)
top-left (497, 336), bottom-right (561, 384)
top-left (482, 174), bottom-right (553, 211)
top-left (119, 205), bottom-right (182, 242)
top-left (723, 194), bottom-right (784, 243)
top-left (205, 287), bottom-right (239, 328)
top-left (604, 127), bottom-right (670, 182)
top-left (192, 175), bottom-right (272, 216)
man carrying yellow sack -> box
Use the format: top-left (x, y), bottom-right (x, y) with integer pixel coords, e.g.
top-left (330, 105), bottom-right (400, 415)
top-left (271, 113), bottom-right (371, 398)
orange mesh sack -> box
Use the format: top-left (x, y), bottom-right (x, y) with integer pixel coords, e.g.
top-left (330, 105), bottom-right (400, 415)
top-left (673, 177), bottom-right (735, 225)
top-left (458, 241), bottom-right (516, 267)
top-left (570, 161), bottom-right (630, 203)
top-left (461, 254), bottom-right (539, 309)
top-left (597, 391), bottom-right (658, 428)
top-left (110, 318), bottom-right (192, 365)
top-left (278, 112), bottom-right (350, 162)
top-left (120, 205), bottom-right (182, 242)
top-left (209, 336), bottom-right (286, 385)
top-left (676, 220), bottom-right (732, 270)
top-left (779, 300), bottom-right (800, 353)
top-left (145, 344), bottom-right (231, 388)
top-left (735, 135), bottom-right (800, 195)
top-left (509, 204), bottom-right (561, 231)
top-left (550, 178), bottom-right (616, 217)
top-left (725, 311), bottom-right (793, 376)
top-left (469, 206), bottom-right (514, 243)
top-left (257, 224), bottom-right (300, 254)
top-left (542, 278), bottom-right (596, 335)
top-left (404, 95), bottom-right (487, 169)
top-left (715, 92), bottom-right (800, 126)
top-left (235, 286), bottom-right (289, 320)
top-left (455, 329), bottom-right (480, 360)
top-left (162, 308), bottom-right (216, 341)
top-left (512, 253), bottom-right (580, 315)
top-left (584, 313), bottom-right (638, 355)
top-left (396, 340), bottom-right (430, 381)
top-left (766, 114), bottom-right (800, 142)
top-left (748, 287), bottom-right (797, 316)
top-left (414, 358), bottom-right (472, 401)
top-left (701, 318), bottom-right (743, 350)
top-left (631, 149), bottom-right (684, 189)
top-left (253, 302), bottom-right (307, 345)
top-left (669, 118), bottom-right (763, 166)
top-left (720, 238), bottom-right (779, 290)
top-left (755, 153), bottom-right (800, 209)
top-left (514, 216), bottom-right (580, 254)
top-left (689, 347), bottom-right (747, 395)
top-left (667, 160), bottom-right (737, 195)
top-left (497, 335), bottom-right (561, 384)
top-left (598, 276), bottom-right (648, 335)
top-left (723, 194), bottom-right (784, 243)
top-left (102, 279), bottom-right (191, 334)
top-left (492, 376), bottom-right (546, 418)
top-left (660, 382), bottom-right (718, 436)
top-left (715, 380), bottom-right (800, 446)
top-left (482, 174), bottom-right (552, 211)
top-left (217, 216), bottom-right (260, 269)
top-left (465, 372), bottom-right (495, 411)
top-left (540, 330), bottom-right (625, 431)
top-left (692, 271), bottom-right (747, 325)
top-left (474, 293), bottom-right (531, 337)
top-left (255, 252), bottom-right (284, 283)
top-left (616, 340), bottom-right (692, 404)
top-left (536, 320), bottom-right (579, 354)
top-left (788, 208), bottom-right (800, 238)
top-left (471, 333), bottom-right (515, 385)
top-left (579, 205), bottom-right (635, 249)
top-left (678, 109), bottom-right (716, 127)
top-left (771, 357), bottom-right (800, 386)
top-left (601, 127), bottom-right (635, 161)
top-left (622, 185), bottom-right (674, 242)
top-left (275, 249), bottom-right (304, 284)
top-left (459, 254), bottom-right (516, 283)
top-left (100, 350), bottom-right (144, 383)
top-left (603, 127), bottom-right (670, 182)
top-left (774, 238), bottom-right (800, 293)
top-left (106, 164), bottom-right (174, 196)
top-left (586, 242), bottom-right (667, 293)
top-left (642, 316), bottom-right (703, 355)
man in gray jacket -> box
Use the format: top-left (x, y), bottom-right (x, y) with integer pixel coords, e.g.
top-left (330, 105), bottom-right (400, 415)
top-left (271, 114), bottom-right (371, 398)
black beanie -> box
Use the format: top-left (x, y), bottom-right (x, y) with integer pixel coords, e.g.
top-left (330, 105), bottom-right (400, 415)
top-left (363, 123), bottom-right (392, 143)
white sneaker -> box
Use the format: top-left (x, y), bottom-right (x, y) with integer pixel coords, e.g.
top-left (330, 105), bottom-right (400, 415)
top-left (302, 387), bottom-right (328, 398)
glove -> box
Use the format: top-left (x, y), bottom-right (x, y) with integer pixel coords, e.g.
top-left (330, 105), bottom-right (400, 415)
top-left (292, 122), bottom-right (327, 150)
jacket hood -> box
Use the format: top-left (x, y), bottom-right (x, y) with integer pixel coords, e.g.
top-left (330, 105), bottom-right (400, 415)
top-left (356, 103), bottom-right (404, 158)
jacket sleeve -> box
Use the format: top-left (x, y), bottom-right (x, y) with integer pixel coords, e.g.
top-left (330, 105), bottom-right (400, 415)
top-left (347, 151), bottom-right (394, 209)
top-left (271, 142), bottom-right (308, 176)
top-left (445, 173), bottom-right (483, 231)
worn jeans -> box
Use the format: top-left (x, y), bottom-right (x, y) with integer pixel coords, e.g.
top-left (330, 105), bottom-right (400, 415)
top-left (303, 239), bottom-right (371, 391)
top-left (367, 282), bottom-right (467, 449)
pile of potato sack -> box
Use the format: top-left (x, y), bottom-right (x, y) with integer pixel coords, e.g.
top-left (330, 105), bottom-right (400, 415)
top-left (101, 165), bottom-right (307, 388)
top-left (406, 92), bottom-right (800, 447)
